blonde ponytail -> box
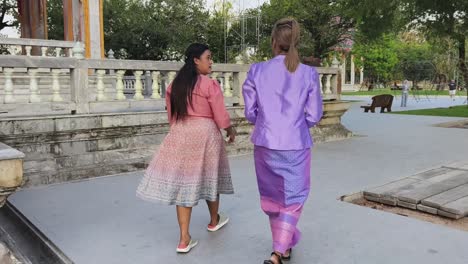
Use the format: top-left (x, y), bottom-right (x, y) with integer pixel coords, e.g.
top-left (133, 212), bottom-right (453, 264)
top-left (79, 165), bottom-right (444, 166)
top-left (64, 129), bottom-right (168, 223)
top-left (272, 18), bottom-right (300, 72)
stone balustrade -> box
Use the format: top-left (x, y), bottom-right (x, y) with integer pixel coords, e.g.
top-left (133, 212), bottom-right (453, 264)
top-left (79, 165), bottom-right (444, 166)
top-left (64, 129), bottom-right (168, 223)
top-left (0, 59), bottom-right (341, 118)
top-left (0, 37), bottom-right (79, 57)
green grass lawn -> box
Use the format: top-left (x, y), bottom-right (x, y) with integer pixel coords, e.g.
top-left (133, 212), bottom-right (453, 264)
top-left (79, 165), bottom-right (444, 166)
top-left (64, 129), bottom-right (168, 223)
top-left (390, 105), bottom-right (468, 117)
top-left (342, 88), bottom-right (467, 96)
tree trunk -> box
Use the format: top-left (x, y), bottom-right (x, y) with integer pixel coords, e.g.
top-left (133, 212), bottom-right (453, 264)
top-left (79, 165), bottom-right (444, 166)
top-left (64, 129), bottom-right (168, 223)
top-left (18, 0), bottom-right (48, 55)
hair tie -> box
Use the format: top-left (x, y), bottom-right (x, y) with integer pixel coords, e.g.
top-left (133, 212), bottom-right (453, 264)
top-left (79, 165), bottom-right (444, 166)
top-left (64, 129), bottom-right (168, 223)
top-left (277, 21), bottom-right (293, 28)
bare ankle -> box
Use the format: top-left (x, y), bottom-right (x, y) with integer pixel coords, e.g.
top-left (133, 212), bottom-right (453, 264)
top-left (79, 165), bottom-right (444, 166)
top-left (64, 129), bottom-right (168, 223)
top-left (209, 214), bottom-right (219, 226)
top-left (179, 234), bottom-right (191, 244)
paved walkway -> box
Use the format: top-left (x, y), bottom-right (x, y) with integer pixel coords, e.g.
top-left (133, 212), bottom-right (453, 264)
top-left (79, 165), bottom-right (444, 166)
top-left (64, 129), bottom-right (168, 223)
top-left (8, 98), bottom-right (468, 264)
top-left (342, 94), bottom-right (467, 112)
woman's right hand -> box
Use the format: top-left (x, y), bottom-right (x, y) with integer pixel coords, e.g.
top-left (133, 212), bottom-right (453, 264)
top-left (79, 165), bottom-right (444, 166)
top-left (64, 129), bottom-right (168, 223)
top-left (225, 126), bottom-right (236, 143)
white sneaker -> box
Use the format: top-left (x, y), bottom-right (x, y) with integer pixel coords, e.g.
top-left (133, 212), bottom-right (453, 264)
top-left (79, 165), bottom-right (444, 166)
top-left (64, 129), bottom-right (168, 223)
top-left (207, 214), bottom-right (229, 232)
top-left (176, 239), bottom-right (198, 253)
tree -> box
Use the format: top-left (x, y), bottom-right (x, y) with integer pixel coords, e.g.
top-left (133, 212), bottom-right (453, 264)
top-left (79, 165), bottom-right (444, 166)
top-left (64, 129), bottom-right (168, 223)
top-left (397, 40), bottom-right (435, 88)
top-left (429, 37), bottom-right (459, 89)
top-left (205, 0), bottom-right (233, 62)
top-left (406, 0), bottom-right (468, 95)
top-left (352, 34), bottom-right (400, 84)
top-left (104, 0), bottom-right (209, 60)
top-left (0, 0), bottom-right (17, 32)
top-left (47, 0), bottom-right (63, 40)
top-left (257, 0), bottom-right (356, 60)
top-left (46, 0), bottom-right (210, 60)
top-left (346, 0), bottom-right (468, 94)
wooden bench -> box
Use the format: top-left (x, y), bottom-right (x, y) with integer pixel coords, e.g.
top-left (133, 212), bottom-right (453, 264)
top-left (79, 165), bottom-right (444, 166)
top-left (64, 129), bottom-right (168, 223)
top-left (361, 94), bottom-right (394, 113)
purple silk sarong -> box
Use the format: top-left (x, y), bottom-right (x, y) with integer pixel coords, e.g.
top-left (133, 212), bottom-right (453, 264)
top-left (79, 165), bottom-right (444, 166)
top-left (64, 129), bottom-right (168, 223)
top-left (254, 145), bottom-right (311, 254)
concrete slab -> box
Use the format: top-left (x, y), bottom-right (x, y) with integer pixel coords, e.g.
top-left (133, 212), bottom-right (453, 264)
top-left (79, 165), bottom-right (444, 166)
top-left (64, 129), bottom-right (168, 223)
top-left (440, 196), bottom-right (468, 216)
top-left (438, 210), bottom-right (464, 220)
top-left (396, 170), bottom-right (468, 204)
top-left (380, 196), bottom-right (398, 206)
top-left (409, 167), bottom-right (453, 181)
top-left (363, 168), bottom-right (465, 203)
top-left (363, 178), bottom-right (420, 198)
top-left (397, 200), bottom-right (418, 210)
top-left (422, 184), bottom-right (468, 209)
top-left (363, 195), bottom-right (381, 203)
top-left (417, 204), bottom-right (438, 215)
top-left (444, 161), bottom-right (468, 171)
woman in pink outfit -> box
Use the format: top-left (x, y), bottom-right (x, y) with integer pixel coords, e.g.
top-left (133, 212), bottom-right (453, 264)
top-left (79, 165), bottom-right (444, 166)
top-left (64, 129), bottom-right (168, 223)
top-left (137, 43), bottom-right (236, 253)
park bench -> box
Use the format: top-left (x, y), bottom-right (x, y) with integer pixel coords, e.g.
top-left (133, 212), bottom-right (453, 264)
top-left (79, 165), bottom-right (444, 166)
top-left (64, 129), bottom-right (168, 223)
top-left (361, 94), bottom-right (394, 113)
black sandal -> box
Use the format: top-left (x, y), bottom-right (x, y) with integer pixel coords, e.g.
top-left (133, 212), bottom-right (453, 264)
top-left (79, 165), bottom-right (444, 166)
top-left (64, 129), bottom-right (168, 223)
top-left (263, 252), bottom-right (283, 264)
top-left (281, 248), bottom-right (292, 261)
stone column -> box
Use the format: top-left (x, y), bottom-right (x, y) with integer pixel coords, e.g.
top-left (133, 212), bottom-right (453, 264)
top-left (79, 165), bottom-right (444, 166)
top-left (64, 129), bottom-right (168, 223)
top-left (360, 57), bottom-right (365, 84)
top-left (64, 0), bottom-right (105, 58)
top-left (341, 54), bottom-right (346, 87)
top-left (350, 54), bottom-right (355, 88)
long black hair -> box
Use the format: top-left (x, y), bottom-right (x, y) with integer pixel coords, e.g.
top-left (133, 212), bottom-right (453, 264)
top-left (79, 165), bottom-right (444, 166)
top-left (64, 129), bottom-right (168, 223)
top-left (170, 43), bottom-right (210, 121)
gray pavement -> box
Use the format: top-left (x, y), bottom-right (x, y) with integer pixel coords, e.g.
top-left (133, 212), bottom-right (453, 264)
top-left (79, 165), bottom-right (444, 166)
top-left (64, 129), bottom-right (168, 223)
top-left (343, 93), bottom-right (467, 112)
top-left (8, 98), bottom-right (468, 264)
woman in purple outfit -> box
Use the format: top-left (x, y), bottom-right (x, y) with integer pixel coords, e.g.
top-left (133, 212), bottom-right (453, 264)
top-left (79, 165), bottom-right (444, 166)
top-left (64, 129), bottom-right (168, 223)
top-left (242, 18), bottom-right (323, 264)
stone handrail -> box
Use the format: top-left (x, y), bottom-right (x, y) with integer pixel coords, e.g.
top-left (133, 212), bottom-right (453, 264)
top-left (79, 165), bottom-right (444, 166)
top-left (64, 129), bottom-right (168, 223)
top-left (0, 55), bottom-right (340, 117)
top-left (0, 38), bottom-right (79, 57)
top-left (0, 38), bottom-right (75, 48)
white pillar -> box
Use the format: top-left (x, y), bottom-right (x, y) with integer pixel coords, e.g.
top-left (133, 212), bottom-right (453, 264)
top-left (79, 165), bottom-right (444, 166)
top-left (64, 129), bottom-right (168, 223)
top-left (8, 46), bottom-right (16, 55)
top-left (133, 71), bottom-right (144, 100)
top-left (166, 71), bottom-right (176, 86)
top-left (55, 48), bottom-right (62, 57)
top-left (341, 55), bottom-right (346, 86)
top-left (51, 69), bottom-right (64, 102)
top-left (151, 71), bottom-right (161, 99)
top-left (72, 42), bottom-right (85, 59)
top-left (350, 55), bottom-right (355, 88)
top-left (82, 0), bottom-right (105, 58)
top-left (25, 46), bottom-right (32, 56)
top-left (360, 57), bottom-right (364, 84)
top-left (3, 68), bottom-right (15, 103)
top-left (325, 74), bottom-right (333, 95)
top-left (223, 72), bottom-right (232, 97)
top-left (41, 47), bottom-right (48, 57)
top-left (319, 74), bottom-right (324, 94)
top-left (28, 69), bottom-right (41, 103)
top-left (211, 72), bottom-right (219, 82)
top-left (96, 69), bottom-right (107, 101)
top-left (115, 70), bottom-right (126, 100)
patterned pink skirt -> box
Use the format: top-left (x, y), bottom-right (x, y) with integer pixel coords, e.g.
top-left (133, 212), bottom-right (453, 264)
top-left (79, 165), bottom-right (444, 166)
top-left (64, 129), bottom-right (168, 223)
top-left (136, 117), bottom-right (234, 207)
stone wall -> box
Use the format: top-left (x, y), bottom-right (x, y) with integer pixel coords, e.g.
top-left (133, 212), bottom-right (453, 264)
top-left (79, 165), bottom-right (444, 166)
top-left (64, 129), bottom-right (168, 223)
top-left (0, 103), bottom-right (352, 188)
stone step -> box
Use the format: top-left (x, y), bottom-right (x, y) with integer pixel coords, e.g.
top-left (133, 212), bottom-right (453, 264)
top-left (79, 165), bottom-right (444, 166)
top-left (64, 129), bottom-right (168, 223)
top-left (421, 184), bottom-right (468, 209)
top-left (363, 162), bottom-right (468, 219)
top-left (443, 160), bottom-right (468, 171)
top-left (439, 196), bottom-right (468, 217)
top-left (363, 167), bottom-right (455, 199)
top-left (408, 167), bottom-right (453, 180)
top-left (396, 170), bottom-right (468, 204)
top-left (364, 178), bottom-right (420, 198)
top-left (416, 204), bottom-right (438, 215)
